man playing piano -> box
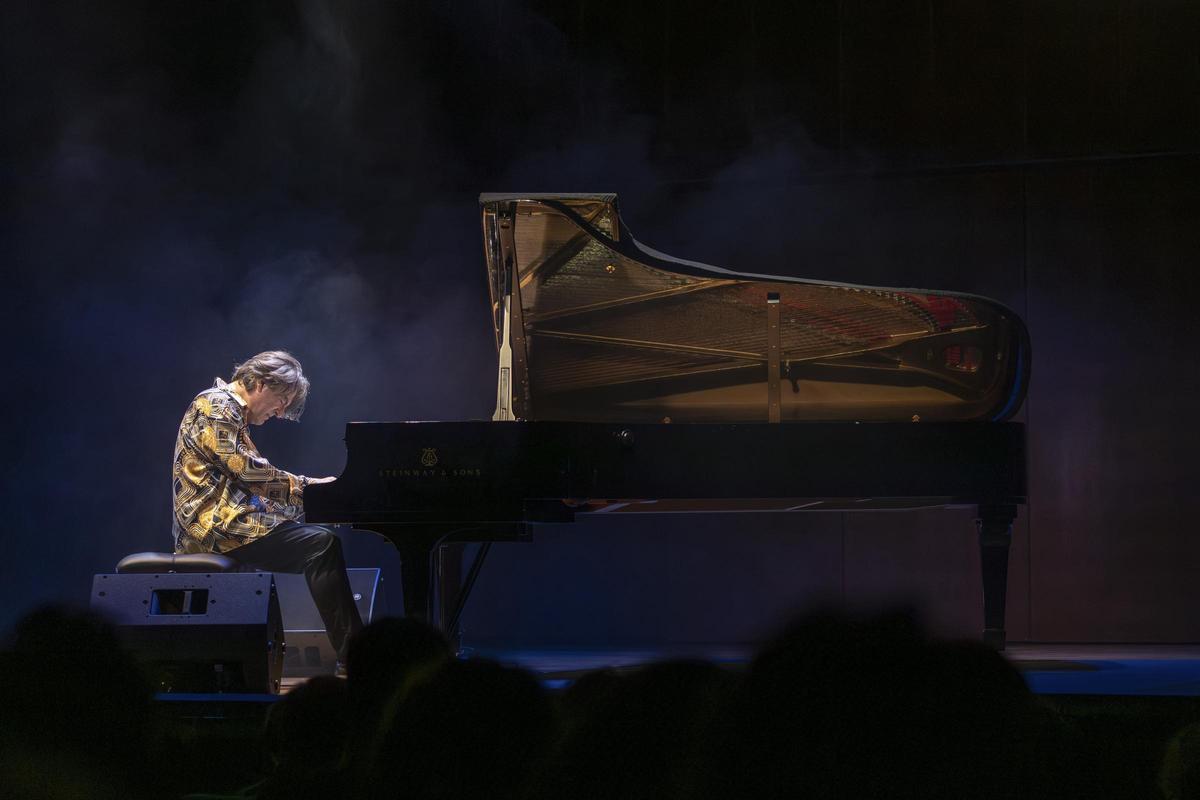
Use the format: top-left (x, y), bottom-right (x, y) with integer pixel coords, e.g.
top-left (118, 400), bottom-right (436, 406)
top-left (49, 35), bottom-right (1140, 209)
top-left (171, 350), bottom-right (362, 667)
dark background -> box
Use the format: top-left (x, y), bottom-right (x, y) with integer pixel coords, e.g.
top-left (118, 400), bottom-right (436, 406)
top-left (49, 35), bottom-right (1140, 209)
top-left (3, 0), bottom-right (1198, 646)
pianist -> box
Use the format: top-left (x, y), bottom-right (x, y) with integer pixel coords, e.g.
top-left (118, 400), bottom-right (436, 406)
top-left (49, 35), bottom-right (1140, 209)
top-left (171, 350), bottom-right (362, 666)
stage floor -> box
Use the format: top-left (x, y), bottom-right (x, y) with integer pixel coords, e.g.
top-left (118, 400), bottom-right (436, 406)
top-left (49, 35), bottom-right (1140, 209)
top-left (269, 643), bottom-right (1200, 697)
top-left (459, 642), bottom-right (1200, 697)
top-left (1006, 643), bottom-right (1200, 696)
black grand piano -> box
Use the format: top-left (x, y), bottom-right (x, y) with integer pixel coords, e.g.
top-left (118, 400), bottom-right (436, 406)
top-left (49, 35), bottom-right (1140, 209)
top-left (306, 193), bottom-right (1030, 648)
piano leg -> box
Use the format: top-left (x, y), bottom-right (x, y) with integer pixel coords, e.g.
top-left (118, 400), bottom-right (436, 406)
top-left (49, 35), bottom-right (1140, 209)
top-left (977, 504), bottom-right (1017, 650)
top-left (397, 539), bottom-right (435, 624)
top-left (377, 523), bottom-right (525, 632)
top-left (389, 527), bottom-right (470, 628)
top-left (436, 543), bottom-right (464, 631)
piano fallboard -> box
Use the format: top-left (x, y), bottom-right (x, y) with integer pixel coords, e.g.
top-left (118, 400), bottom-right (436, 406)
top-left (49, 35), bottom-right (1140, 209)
top-left (304, 420), bottom-right (1025, 527)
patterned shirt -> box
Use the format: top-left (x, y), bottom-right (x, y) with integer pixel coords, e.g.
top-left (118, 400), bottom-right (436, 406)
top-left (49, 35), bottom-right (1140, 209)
top-left (172, 378), bottom-right (308, 554)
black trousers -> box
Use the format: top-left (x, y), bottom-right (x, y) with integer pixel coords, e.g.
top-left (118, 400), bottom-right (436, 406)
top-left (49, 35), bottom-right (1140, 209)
top-left (226, 522), bottom-right (363, 662)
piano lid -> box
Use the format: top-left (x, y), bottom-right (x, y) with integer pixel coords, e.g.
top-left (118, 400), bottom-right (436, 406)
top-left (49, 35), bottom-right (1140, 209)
top-left (480, 194), bottom-right (1030, 424)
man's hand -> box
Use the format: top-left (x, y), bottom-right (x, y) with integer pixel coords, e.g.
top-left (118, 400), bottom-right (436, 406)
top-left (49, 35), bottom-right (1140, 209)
top-left (308, 476), bottom-right (338, 485)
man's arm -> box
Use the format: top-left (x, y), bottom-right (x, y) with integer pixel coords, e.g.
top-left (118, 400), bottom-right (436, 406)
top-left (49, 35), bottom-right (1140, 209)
top-left (190, 395), bottom-right (307, 506)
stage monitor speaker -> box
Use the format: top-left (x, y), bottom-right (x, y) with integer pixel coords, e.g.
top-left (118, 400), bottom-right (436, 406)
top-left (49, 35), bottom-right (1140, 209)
top-left (91, 571), bottom-right (284, 694)
top-left (274, 568), bottom-right (385, 677)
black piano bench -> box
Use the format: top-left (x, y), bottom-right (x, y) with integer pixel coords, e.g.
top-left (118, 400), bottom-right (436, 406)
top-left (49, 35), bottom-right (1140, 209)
top-left (115, 552), bottom-right (239, 574)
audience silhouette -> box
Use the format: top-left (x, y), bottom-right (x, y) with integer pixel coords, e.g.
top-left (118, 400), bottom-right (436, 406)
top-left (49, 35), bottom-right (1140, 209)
top-left (0, 606), bottom-right (155, 800)
top-left (691, 610), bottom-right (1086, 800)
top-left (367, 657), bottom-right (556, 800)
top-left (343, 616), bottom-right (453, 780)
top-left (255, 675), bottom-right (351, 800)
top-left (533, 659), bottom-right (733, 800)
top-left (0, 605), bottom-right (1186, 799)
top-left (1161, 722), bottom-right (1200, 800)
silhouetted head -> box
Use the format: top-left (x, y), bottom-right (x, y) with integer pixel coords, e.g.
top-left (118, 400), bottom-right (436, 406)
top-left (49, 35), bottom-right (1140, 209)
top-left (0, 605), bottom-right (154, 798)
top-left (693, 608), bottom-right (1079, 800)
top-left (370, 658), bottom-right (556, 800)
top-left (345, 615), bottom-right (451, 708)
top-left (556, 666), bottom-right (623, 731)
top-left (342, 616), bottom-right (454, 785)
top-left (262, 674), bottom-right (350, 773)
top-left (535, 660), bottom-right (734, 800)
top-left (1161, 722), bottom-right (1200, 800)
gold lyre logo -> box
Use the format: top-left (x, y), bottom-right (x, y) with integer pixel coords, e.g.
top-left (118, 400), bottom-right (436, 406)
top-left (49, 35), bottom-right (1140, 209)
top-left (420, 448), bottom-right (439, 467)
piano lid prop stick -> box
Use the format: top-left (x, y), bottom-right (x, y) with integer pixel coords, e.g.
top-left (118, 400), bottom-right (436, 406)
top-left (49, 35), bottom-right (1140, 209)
top-left (767, 292), bottom-right (782, 423)
top-left (496, 204), bottom-right (529, 419)
top-left (493, 291), bottom-right (514, 421)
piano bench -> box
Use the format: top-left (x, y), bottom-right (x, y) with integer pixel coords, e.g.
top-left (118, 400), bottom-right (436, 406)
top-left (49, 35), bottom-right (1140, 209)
top-left (115, 552), bottom-right (239, 575)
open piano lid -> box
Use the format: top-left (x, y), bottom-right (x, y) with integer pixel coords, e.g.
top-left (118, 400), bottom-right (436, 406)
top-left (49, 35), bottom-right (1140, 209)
top-left (481, 193), bottom-right (1030, 423)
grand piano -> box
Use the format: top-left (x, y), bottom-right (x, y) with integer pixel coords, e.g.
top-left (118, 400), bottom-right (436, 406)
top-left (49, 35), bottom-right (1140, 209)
top-left (306, 193), bottom-right (1030, 648)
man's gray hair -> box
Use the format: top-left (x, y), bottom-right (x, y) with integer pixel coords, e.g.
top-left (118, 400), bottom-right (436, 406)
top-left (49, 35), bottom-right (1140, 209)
top-left (231, 350), bottom-right (310, 421)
